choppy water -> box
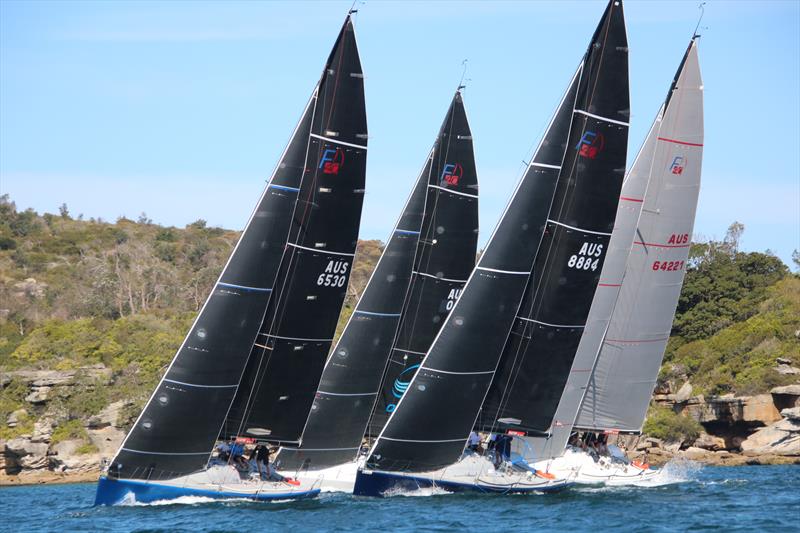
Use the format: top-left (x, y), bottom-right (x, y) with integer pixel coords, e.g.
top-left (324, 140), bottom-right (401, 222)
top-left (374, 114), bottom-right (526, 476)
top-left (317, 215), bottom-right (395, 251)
top-left (1, 464), bottom-right (798, 532)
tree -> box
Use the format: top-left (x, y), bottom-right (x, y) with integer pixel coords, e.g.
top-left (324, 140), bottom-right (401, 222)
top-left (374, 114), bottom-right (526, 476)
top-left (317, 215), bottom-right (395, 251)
top-left (793, 249), bottom-right (799, 272)
top-left (723, 221), bottom-right (745, 255)
top-left (59, 203), bottom-right (70, 219)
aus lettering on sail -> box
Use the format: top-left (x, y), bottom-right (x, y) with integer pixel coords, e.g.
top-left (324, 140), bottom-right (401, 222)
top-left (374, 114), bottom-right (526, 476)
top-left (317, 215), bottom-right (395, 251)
top-left (316, 259), bottom-right (350, 287)
top-left (444, 288), bottom-right (462, 311)
top-left (567, 242), bottom-right (604, 272)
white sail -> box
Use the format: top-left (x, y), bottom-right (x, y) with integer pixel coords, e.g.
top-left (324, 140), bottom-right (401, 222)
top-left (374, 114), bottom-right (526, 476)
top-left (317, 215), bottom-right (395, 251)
top-left (575, 38), bottom-right (704, 433)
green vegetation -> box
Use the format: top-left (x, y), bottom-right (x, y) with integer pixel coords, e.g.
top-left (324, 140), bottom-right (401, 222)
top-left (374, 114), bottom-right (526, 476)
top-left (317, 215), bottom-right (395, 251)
top-left (0, 197), bottom-right (797, 442)
top-left (643, 404), bottom-right (704, 442)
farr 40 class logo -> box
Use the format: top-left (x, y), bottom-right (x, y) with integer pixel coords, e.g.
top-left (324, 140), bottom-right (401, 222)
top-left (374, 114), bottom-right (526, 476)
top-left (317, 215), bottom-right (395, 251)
top-left (576, 130), bottom-right (605, 159)
top-left (440, 163), bottom-right (463, 186)
top-left (669, 156), bottom-right (685, 175)
top-left (319, 148), bottom-right (345, 175)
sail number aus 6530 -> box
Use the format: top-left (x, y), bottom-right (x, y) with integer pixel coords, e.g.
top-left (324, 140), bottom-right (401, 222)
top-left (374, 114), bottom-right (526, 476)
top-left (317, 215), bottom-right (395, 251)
top-left (567, 242), bottom-right (604, 272)
top-left (317, 260), bottom-right (349, 287)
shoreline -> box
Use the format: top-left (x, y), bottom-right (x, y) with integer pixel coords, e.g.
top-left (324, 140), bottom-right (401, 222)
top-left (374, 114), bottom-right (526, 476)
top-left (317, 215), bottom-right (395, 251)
top-left (2, 455), bottom-right (798, 488)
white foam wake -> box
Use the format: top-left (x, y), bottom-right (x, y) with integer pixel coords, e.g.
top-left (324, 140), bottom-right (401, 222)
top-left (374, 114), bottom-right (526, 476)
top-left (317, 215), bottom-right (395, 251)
top-left (381, 485), bottom-right (452, 498)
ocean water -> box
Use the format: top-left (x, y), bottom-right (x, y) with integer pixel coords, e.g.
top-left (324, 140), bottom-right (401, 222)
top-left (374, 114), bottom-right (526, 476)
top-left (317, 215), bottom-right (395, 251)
top-left (1, 464), bottom-right (798, 532)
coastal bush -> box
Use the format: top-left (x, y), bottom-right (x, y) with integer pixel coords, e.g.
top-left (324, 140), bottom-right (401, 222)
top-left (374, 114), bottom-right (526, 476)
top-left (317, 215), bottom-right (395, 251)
top-left (643, 405), bottom-right (703, 442)
top-left (50, 419), bottom-right (89, 445)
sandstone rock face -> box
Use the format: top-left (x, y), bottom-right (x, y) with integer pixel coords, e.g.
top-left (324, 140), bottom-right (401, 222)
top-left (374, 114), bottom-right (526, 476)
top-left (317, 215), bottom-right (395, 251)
top-left (742, 394), bottom-right (782, 425)
top-left (694, 432), bottom-right (726, 451)
top-left (87, 426), bottom-right (124, 459)
top-left (771, 384), bottom-right (800, 410)
top-left (780, 407), bottom-right (800, 421)
top-left (739, 417), bottom-right (800, 456)
top-left (49, 439), bottom-right (101, 473)
top-left (775, 364), bottom-right (800, 375)
top-left (5, 438), bottom-right (49, 470)
top-left (675, 382), bottom-right (693, 402)
top-left (87, 400), bottom-right (129, 429)
top-left (6, 409), bottom-right (27, 427)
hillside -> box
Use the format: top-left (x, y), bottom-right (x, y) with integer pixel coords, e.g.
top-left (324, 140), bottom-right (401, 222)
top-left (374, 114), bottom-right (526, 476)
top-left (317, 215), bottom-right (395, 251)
top-left (0, 195), bottom-right (798, 480)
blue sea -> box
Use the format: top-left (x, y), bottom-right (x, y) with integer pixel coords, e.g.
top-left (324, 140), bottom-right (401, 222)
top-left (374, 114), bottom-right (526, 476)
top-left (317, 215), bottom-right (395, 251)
top-left (1, 464), bottom-right (798, 532)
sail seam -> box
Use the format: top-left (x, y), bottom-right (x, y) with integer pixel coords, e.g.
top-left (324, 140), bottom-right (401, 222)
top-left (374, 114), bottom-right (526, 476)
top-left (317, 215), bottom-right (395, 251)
top-left (657, 136), bottom-right (703, 147)
top-left (633, 241), bottom-right (689, 248)
top-left (547, 219), bottom-right (612, 236)
top-left (516, 316), bottom-right (586, 329)
top-left (287, 242), bottom-right (356, 257)
top-left (309, 132), bottom-right (367, 150)
top-left (217, 282), bottom-right (273, 293)
top-left (412, 271), bottom-right (469, 283)
top-left (530, 162), bottom-right (562, 170)
top-left (317, 390), bottom-right (377, 397)
top-left (475, 266), bottom-right (529, 275)
top-left (121, 448), bottom-right (210, 456)
top-left (420, 367), bottom-right (495, 376)
top-left (574, 109), bottom-right (630, 126)
top-left (380, 436), bottom-right (465, 443)
top-left (163, 379), bottom-right (239, 389)
top-left (354, 310), bottom-right (402, 318)
top-left (428, 184), bottom-right (478, 198)
top-left (394, 229), bottom-right (421, 235)
top-left (268, 184), bottom-right (301, 193)
top-left (619, 196), bottom-right (643, 203)
top-left (261, 333), bottom-right (334, 342)
top-left (392, 348), bottom-right (426, 356)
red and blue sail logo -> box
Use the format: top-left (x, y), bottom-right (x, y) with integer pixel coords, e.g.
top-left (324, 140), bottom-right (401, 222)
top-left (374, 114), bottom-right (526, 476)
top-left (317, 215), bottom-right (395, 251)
top-left (576, 130), bottom-right (605, 159)
top-left (440, 163), bottom-right (463, 186)
top-left (669, 156), bottom-right (685, 175)
top-left (319, 148), bottom-right (344, 175)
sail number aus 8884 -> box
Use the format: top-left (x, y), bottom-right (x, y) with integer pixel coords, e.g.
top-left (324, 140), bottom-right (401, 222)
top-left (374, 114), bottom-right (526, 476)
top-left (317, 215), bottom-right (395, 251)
top-left (567, 242), bottom-right (604, 272)
top-left (652, 260), bottom-right (685, 272)
top-left (317, 260), bottom-right (349, 287)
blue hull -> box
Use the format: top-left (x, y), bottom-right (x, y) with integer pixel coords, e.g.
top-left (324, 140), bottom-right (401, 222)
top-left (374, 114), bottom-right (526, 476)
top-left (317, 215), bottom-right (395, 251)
top-left (94, 476), bottom-right (320, 506)
top-left (353, 469), bottom-right (571, 497)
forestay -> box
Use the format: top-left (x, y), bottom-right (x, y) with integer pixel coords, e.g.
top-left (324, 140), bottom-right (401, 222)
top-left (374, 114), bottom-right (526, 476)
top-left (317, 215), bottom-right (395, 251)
top-left (575, 38), bottom-right (704, 433)
top-left (366, 0), bottom-right (629, 473)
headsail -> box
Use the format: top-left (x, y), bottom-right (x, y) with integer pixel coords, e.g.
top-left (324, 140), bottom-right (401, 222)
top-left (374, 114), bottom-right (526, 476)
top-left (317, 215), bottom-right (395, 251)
top-left (366, 0), bottom-right (629, 472)
top-left (221, 16), bottom-right (368, 445)
top-left (275, 91), bottom-right (478, 471)
top-left (575, 38), bottom-right (704, 433)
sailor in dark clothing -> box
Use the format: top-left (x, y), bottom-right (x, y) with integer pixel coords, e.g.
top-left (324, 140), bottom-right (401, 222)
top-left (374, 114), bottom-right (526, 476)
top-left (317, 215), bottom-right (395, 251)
top-left (250, 444), bottom-right (270, 479)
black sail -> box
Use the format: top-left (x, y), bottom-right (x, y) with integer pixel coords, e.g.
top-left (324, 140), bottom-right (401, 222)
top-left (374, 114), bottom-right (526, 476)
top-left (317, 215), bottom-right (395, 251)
top-left (223, 17), bottom-right (368, 444)
top-left (369, 93), bottom-right (479, 436)
top-left (276, 91), bottom-right (478, 470)
top-left (108, 66), bottom-right (321, 480)
top-left (477, 0), bottom-right (629, 435)
top-left (366, 0), bottom-right (628, 472)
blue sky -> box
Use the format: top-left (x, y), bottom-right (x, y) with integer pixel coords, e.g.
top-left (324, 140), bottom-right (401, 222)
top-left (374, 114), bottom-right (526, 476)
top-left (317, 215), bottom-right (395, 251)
top-left (1, 0), bottom-right (798, 267)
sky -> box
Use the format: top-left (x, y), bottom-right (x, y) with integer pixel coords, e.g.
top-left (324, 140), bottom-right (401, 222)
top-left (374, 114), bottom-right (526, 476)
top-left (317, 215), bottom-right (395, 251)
top-left (1, 0), bottom-right (798, 267)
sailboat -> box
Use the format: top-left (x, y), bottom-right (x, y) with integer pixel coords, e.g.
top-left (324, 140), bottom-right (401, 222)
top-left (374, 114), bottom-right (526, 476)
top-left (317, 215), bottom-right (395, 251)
top-left (354, 0), bottom-right (629, 497)
top-left (95, 14), bottom-right (367, 505)
top-left (273, 90), bottom-right (479, 492)
top-left (549, 36), bottom-right (704, 485)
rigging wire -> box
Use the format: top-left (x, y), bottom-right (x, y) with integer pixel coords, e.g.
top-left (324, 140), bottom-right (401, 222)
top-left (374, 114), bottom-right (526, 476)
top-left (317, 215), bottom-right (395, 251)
top-left (693, 2), bottom-right (706, 39)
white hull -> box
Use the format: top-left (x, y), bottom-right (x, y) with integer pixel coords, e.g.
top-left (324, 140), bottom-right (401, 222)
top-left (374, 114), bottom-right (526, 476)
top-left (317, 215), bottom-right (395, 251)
top-left (277, 460), bottom-right (361, 493)
top-left (533, 449), bottom-right (659, 486)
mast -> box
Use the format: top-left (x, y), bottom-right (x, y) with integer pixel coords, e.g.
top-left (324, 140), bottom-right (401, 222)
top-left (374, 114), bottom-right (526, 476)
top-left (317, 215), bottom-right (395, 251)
top-left (222, 15), bottom-right (368, 444)
top-left (575, 37), bottom-right (704, 433)
top-left (366, 0), bottom-right (628, 473)
top-left (275, 90), bottom-right (478, 471)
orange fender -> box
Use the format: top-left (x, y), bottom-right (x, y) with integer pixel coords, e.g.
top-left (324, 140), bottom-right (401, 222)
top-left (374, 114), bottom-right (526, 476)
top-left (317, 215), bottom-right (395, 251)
top-left (284, 478), bottom-right (301, 486)
top-left (631, 460), bottom-right (649, 470)
top-left (535, 470), bottom-right (557, 480)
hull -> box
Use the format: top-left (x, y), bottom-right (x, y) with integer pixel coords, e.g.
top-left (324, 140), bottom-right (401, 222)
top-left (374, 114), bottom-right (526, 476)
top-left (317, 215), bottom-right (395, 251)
top-left (277, 460), bottom-right (360, 493)
top-left (533, 449), bottom-right (659, 486)
top-left (353, 455), bottom-right (571, 497)
top-left (94, 472), bottom-right (320, 506)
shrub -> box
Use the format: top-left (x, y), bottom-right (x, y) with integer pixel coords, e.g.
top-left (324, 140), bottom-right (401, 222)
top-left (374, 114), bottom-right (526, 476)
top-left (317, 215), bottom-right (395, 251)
top-left (643, 405), bottom-right (703, 442)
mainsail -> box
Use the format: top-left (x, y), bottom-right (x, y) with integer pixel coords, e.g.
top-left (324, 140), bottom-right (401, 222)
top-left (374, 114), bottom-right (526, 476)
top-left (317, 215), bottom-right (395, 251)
top-left (107, 16), bottom-right (366, 481)
top-left (276, 91), bottom-right (478, 471)
top-left (575, 37), bottom-right (704, 433)
top-left (222, 16), bottom-right (368, 445)
top-left (366, 0), bottom-right (629, 472)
